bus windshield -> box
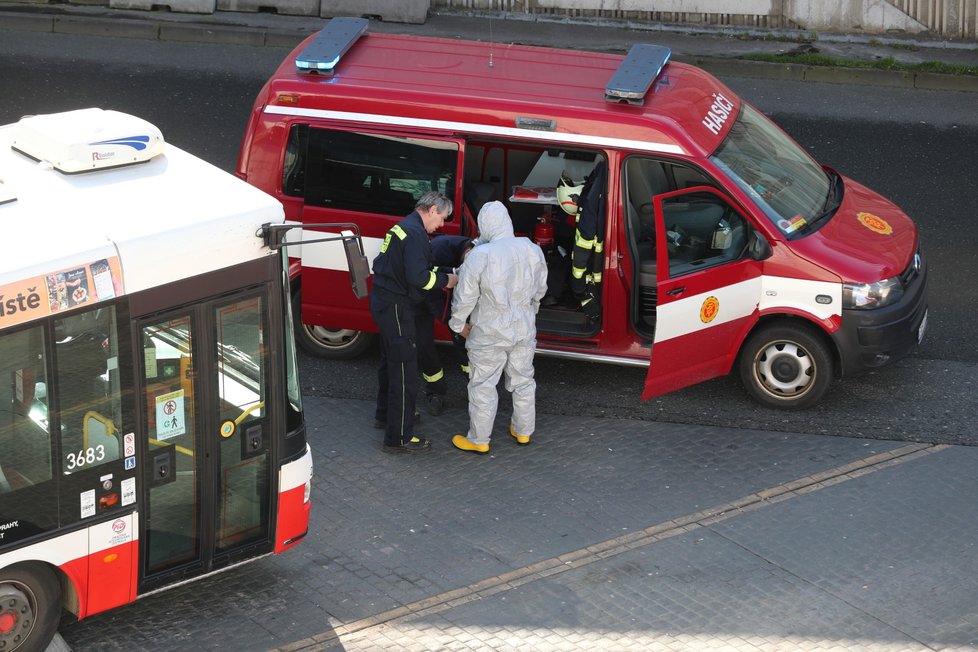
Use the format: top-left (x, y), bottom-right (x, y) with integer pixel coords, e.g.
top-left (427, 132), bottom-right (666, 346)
top-left (710, 104), bottom-right (833, 235)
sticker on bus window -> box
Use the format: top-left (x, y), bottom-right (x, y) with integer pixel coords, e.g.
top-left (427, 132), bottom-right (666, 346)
top-left (155, 390), bottom-right (186, 440)
top-left (81, 489), bottom-right (96, 519)
top-left (121, 477), bottom-right (136, 507)
top-left (0, 255), bottom-right (123, 329)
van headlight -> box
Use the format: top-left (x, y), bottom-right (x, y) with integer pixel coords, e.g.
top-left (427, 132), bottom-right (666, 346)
top-left (842, 277), bottom-right (904, 309)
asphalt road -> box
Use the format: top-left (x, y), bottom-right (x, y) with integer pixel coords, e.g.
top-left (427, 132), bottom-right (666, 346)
top-left (2, 30), bottom-right (976, 446)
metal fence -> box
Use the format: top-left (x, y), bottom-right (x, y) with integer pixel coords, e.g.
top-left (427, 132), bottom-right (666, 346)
top-left (890, 0), bottom-right (978, 37)
top-left (432, 0), bottom-right (978, 38)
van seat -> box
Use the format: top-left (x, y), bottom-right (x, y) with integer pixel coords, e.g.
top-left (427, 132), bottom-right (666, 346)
top-left (464, 181), bottom-right (498, 217)
top-left (628, 201), bottom-right (656, 278)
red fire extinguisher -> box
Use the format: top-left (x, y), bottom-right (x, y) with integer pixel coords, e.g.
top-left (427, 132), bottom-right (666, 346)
top-left (533, 217), bottom-right (554, 252)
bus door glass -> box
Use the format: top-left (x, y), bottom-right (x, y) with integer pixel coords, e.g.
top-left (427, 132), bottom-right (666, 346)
top-left (141, 313), bottom-right (200, 576)
top-left (139, 291), bottom-right (272, 583)
top-left (212, 295), bottom-right (270, 555)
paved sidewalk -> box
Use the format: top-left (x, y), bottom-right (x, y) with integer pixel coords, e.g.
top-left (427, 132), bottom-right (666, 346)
top-left (56, 396), bottom-right (978, 651)
top-left (1, 3), bottom-right (978, 92)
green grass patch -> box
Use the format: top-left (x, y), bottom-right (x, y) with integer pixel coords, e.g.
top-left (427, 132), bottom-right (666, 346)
top-left (743, 52), bottom-right (978, 76)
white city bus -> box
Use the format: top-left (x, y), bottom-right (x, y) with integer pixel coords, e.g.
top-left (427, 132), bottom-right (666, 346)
top-left (0, 108), bottom-right (364, 651)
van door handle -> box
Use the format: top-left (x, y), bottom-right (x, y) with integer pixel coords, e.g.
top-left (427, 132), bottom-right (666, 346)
top-left (666, 287), bottom-right (686, 295)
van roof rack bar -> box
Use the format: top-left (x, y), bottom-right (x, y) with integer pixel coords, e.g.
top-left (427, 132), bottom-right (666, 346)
top-left (295, 17), bottom-right (369, 74)
top-left (605, 44), bottom-right (672, 105)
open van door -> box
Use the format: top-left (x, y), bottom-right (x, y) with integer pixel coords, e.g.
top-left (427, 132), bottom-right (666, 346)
top-left (642, 186), bottom-right (766, 400)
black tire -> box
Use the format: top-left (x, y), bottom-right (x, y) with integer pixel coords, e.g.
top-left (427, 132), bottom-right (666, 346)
top-left (0, 563), bottom-right (62, 652)
top-left (291, 289), bottom-right (374, 360)
top-left (738, 322), bottom-right (834, 410)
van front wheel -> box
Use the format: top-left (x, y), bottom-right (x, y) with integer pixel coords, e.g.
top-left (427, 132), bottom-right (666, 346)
top-left (738, 323), bottom-right (833, 410)
top-left (292, 291), bottom-right (374, 360)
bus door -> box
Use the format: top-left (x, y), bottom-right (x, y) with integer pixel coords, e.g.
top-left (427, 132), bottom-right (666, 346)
top-left (138, 291), bottom-right (273, 590)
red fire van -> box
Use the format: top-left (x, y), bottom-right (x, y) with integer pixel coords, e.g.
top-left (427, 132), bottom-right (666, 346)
top-left (236, 17), bottom-right (928, 409)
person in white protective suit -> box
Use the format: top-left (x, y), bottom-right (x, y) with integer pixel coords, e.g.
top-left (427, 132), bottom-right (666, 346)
top-left (449, 201), bottom-right (549, 455)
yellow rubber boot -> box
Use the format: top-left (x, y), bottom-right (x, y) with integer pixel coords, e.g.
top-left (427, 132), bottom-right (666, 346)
top-left (509, 424), bottom-right (530, 446)
top-left (452, 434), bottom-right (489, 455)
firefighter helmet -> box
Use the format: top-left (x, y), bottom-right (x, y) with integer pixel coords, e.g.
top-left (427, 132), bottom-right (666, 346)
top-left (557, 173), bottom-right (584, 215)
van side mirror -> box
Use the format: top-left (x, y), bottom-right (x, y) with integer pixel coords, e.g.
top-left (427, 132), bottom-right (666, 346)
top-left (748, 230), bottom-right (772, 261)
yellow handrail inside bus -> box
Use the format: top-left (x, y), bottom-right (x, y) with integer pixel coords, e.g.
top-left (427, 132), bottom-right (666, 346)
top-left (147, 438), bottom-right (194, 458)
top-left (235, 401), bottom-right (265, 425)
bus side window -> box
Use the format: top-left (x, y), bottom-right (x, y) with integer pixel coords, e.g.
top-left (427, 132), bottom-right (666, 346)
top-left (55, 307), bottom-right (124, 474)
top-left (0, 325), bottom-right (52, 492)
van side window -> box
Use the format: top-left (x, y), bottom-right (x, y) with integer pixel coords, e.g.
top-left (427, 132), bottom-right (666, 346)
top-left (662, 192), bottom-right (748, 278)
top-left (623, 158), bottom-right (713, 261)
top-left (623, 157), bottom-right (741, 278)
top-left (283, 126), bottom-right (458, 217)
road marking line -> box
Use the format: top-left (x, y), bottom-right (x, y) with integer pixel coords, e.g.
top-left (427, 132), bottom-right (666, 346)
top-left (276, 442), bottom-right (945, 652)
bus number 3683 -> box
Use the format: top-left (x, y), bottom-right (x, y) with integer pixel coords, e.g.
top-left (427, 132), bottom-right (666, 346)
top-left (66, 445), bottom-right (107, 471)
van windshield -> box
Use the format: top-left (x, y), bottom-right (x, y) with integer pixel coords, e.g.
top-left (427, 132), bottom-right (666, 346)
top-left (710, 104), bottom-right (832, 236)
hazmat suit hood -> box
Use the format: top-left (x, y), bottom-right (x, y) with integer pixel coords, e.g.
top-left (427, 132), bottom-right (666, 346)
top-left (449, 200), bottom-right (549, 350)
top-left (476, 201), bottom-right (514, 244)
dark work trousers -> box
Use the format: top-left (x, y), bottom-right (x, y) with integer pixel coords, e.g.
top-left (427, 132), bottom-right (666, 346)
top-left (423, 289), bottom-right (470, 381)
top-left (371, 290), bottom-right (423, 447)
top-left (418, 297), bottom-right (447, 398)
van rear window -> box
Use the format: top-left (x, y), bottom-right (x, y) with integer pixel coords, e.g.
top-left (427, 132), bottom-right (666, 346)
top-left (283, 126), bottom-right (457, 216)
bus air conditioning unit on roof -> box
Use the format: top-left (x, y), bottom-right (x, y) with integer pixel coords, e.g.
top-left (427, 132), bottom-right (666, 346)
top-left (10, 108), bottom-right (165, 173)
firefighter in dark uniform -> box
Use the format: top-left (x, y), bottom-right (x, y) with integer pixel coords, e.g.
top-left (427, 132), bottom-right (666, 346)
top-left (371, 191), bottom-right (457, 454)
top-left (558, 158), bottom-right (608, 321)
top-left (421, 235), bottom-right (475, 407)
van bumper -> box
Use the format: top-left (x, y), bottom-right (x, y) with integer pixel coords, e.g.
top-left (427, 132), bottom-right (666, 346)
top-left (833, 260), bottom-right (928, 377)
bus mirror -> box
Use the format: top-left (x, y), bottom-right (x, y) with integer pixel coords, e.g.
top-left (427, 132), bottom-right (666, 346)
top-left (261, 222), bottom-right (370, 299)
top-left (343, 234), bottom-right (370, 299)
top-left (748, 230), bottom-right (773, 261)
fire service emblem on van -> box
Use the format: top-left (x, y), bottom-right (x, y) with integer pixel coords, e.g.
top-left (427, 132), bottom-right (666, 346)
top-left (700, 296), bottom-right (720, 323)
top-left (856, 212), bottom-right (893, 235)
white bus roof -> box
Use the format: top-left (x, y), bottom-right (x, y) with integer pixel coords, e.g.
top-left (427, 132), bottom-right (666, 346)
top-left (0, 109), bottom-right (284, 299)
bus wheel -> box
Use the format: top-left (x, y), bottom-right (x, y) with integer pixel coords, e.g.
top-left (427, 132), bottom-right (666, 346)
top-left (738, 323), bottom-right (833, 410)
top-left (0, 563), bottom-right (61, 652)
top-left (292, 290), bottom-right (374, 360)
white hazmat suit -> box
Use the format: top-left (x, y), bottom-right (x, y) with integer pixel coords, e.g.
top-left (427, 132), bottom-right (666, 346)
top-left (450, 201), bottom-right (549, 446)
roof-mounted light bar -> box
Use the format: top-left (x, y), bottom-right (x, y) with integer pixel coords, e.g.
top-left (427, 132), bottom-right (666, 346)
top-left (295, 17), bottom-right (369, 74)
top-left (605, 44), bottom-right (672, 105)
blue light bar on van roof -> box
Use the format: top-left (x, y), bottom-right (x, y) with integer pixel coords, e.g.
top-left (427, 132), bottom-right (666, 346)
top-left (295, 17), bottom-right (369, 74)
top-left (605, 44), bottom-right (672, 105)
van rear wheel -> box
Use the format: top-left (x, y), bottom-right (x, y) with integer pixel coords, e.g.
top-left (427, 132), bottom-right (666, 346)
top-left (292, 290), bottom-right (374, 359)
top-left (0, 563), bottom-right (61, 652)
top-left (738, 323), bottom-right (833, 410)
